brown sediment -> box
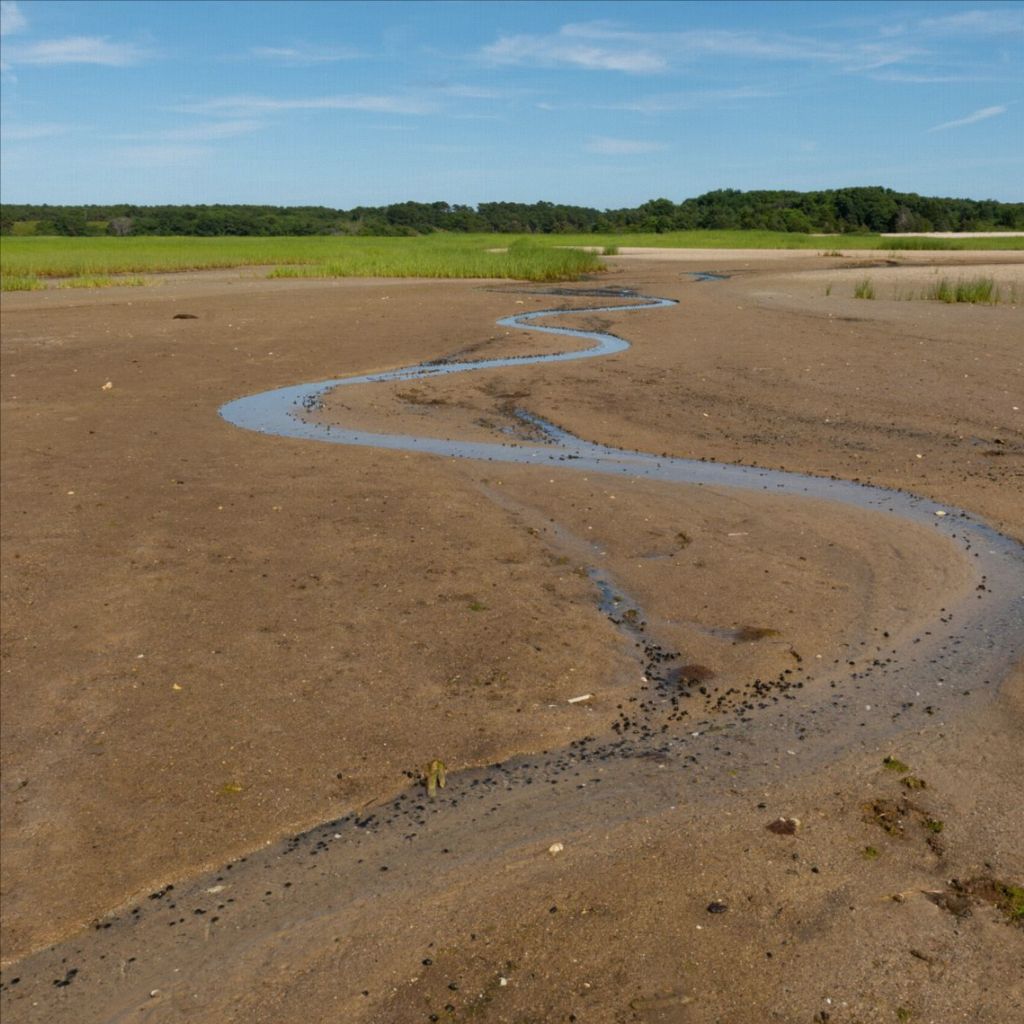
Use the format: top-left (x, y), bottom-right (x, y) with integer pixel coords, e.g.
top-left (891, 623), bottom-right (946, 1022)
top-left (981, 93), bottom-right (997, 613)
top-left (1, 254), bottom-right (1021, 1021)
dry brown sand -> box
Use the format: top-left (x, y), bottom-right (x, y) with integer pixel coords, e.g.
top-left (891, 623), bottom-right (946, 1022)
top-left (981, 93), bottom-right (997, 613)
top-left (1, 253), bottom-right (1022, 1022)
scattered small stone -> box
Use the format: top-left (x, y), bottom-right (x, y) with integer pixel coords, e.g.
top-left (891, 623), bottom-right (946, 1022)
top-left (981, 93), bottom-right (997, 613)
top-left (173, 313), bottom-right (198, 319)
top-left (766, 817), bottom-right (800, 836)
top-left (548, 842), bottom-right (564, 856)
top-left (706, 901), bottom-right (728, 914)
top-left (101, 381), bottom-right (113, 390)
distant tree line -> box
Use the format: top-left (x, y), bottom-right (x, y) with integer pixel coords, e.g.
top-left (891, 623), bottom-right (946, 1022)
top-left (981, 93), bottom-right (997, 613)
top-left (2, 188), bottom-right (1021, 237)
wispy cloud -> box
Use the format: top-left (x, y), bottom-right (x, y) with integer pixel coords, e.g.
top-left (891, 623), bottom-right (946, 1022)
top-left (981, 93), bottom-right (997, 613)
top-left (247, 43), bottom-right (362, 65)
top-left (480, 21), bottom-right (917, 75)
top-left (920, 9), bottom-right (1024, 36)
top-left (175, 93), bottom-right (438, 116)
top-left (585, 136), bottom-right (667, 155)
top-left (927, 104), bottom-right (1008, 132)
top-left (3, 35), bottom-right (148, 66)
top-left (482, 23), bottom-right (666, 73)
top-left (0, 122), bottom-right (70, 141)
top-left (605, 86), bottom-right (775, 113)
top-left (115, 120), bottom-right (264, 142)
top-left (869, 70), bottom-right (991, 84)
top-left (428, 83), bottom-right (515, 100)
top-left (108, 143), bottom-right (209, 167)
top-left (0, 0), bottom-right (26, 36)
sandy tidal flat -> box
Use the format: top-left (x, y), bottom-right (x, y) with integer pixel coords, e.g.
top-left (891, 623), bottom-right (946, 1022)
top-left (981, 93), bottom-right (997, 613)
top-left (1, 253), bottom-right (1022, 1022)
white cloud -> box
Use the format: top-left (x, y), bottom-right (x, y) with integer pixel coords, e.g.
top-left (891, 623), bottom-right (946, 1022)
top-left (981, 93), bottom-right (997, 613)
top-left (585, 136), bottom-right (667, 155)
top-left (430, 83), bottom-right (514, 100)
top-left (248, 44), bottom-right (362, 65)
top-left (0, 0), bottom-right (26, 36)
top-left (920, 9), bottom-right (1024, 36)
top-left (108, 143), bottom-right (209, 167)
top-left (606, 86), bottom-right (775, 113)
top-left (482, 24), bottom-right (666, 73)
top-left (0, 122), bottom-right (69, 141)
top-left (480, 21), bottom-right (917, 75)
top-left (115, 120), bottom-right (264, 142)
top-left (869, 70), bottom-right (989, 84)
top-left (176, 93), bottom-right (438, 116)
top-left (4, 36), bottom-right (148, 66)
top-left (927, 104), bottom-right (1008, 132)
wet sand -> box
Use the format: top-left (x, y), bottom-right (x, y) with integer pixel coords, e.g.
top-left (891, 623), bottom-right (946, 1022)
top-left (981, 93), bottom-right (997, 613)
top-left (1, 253), bottom-right (1022, 1021)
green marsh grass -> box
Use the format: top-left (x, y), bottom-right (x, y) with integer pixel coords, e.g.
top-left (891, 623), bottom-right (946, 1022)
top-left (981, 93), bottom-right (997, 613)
top-left (545, 230), bottom-right (1024, 251)
top-left (3, 231), bottom-right (1022, 285)
top-left (1, 235), bottom-right (599, 282)
top-left (854, 278), bottom-right (876, 299)
top-left (927, 276), bottom-right (1000, 304)
top-left (1, 274), bottom-right (45, 291)
top-left (269, 238), bottom-right (602, 282)
top-left (57, 275), bottom-right (149, 289)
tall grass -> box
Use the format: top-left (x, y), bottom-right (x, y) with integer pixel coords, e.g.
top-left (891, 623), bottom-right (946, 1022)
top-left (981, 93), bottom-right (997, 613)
top-left (926, 276), bottom-right (1000, 304)
top-left (3, 231), bottom-right (1021, 284)
top-left (269, 239), bottom-right (602, 282)
top-left (853, 278), bottom-right (876, 299)
top-left (0, 235), bottom-right (603, 283)
top-left (57, 275), bottom-right (149, 289)
top-left (543, 230), bottom-right (1024, 251)
top-left (0, 274), bottom-right (45, 291)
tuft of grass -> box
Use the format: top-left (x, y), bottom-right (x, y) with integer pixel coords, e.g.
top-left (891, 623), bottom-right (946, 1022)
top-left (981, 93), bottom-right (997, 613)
top-left (927, 276), bottom-right (1000, 304)
top-left (853, 278), bottom-right (876, 299)
top-left (923, 818), bottom-right (944, 834)
top-left (1, 274), bottom-right (44, 291)
top-left (863, 845), bottom-right (880, 860)
top-left (1005, 883), bottom-right (1024, 923)
top-left (58, 275), bottom-right (148, 289)
top-left (602, 244), bottom-right (620, 256)
top-left (824, 282), bottom-right (833, 296)
top-left (883, 755), bottom-right (911, 773)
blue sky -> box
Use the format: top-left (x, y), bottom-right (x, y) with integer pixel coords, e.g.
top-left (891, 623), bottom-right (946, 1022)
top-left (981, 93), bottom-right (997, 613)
top-left (1, 0), bottom-right (1021, 207)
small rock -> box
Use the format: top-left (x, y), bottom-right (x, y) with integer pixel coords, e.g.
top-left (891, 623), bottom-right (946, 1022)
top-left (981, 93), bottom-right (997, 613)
top-left (101, 381), bottom-right (113, 390)
top-left (766, 817), bottom-right (801, 835)
top-left (706, 901), bottom-right (728, 914)
top-left (173, 313), bottom-right (198, 320)
top-left (548, 842), bottom-right (564, 856)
